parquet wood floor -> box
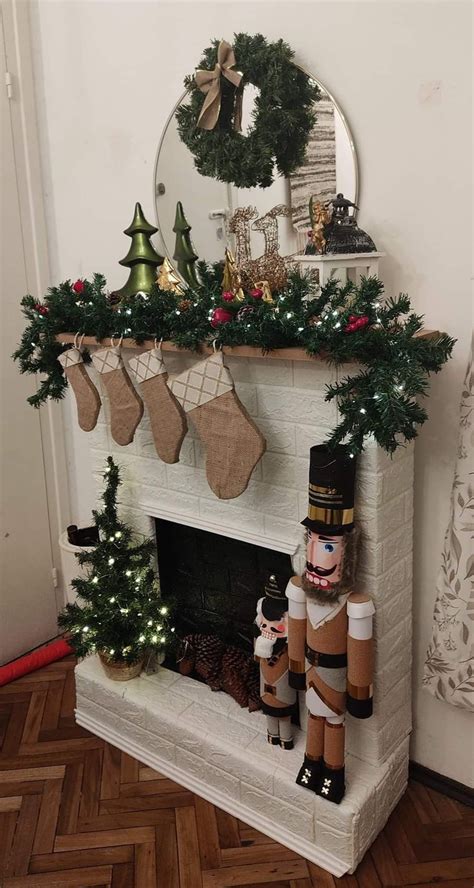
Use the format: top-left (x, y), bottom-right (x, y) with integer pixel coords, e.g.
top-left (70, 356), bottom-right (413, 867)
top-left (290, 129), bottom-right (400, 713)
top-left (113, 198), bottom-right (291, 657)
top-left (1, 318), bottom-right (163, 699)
top-left (0, 656), bottom-right (472, 887)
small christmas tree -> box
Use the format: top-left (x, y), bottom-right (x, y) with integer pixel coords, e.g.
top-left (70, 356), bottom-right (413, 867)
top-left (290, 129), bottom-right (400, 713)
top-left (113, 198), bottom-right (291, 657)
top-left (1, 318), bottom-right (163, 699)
top-left (58, 457), bottom-right (174, 666)
top-left (116, 202), bottom-right (165, 300)
top-left (173, 201), bottom-right (200, 289)
top-left (156, 257), bottom-right (184, 295)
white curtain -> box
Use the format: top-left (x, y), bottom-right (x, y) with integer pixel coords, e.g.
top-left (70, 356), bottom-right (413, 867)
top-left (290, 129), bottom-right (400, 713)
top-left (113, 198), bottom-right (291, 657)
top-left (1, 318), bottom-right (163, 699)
top-left (423, 337), bottom-right (474, 710)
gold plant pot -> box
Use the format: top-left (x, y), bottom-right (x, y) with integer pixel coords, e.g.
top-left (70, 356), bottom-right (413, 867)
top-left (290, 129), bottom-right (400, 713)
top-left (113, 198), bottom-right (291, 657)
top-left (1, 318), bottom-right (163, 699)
top-left (98, 652), bottom-right (143, 681)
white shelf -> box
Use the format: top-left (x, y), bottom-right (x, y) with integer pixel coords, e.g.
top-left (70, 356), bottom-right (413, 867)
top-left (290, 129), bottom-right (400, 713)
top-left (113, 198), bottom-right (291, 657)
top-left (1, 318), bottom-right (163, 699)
top-left (298, 252), bottom-right (386, 262)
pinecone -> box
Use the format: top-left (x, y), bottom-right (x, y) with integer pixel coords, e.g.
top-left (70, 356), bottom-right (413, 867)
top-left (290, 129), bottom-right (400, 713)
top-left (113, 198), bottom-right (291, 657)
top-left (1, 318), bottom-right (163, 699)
top-left (107, 291), bottom-right (122, 307)
top-left (220, 647), bottom-right (248, 708)
top-left (177, 634), bottom-right (261, 712)
top-left (220, 645), bottom-right (260, 710)
top-left (178, 634), bottom-right (224, 689)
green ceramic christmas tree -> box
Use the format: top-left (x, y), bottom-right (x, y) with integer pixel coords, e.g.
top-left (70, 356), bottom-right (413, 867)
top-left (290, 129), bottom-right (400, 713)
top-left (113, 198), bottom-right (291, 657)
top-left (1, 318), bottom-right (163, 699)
top-left (173, 201), bottom-right (200, 289)
top-left (116, 202), bottom-right (164, 299)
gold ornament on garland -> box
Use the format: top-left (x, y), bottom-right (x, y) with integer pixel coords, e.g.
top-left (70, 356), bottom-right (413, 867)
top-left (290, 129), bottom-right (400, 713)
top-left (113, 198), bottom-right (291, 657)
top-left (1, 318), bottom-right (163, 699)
top-left (254, 280), bottom-right (274, 304)
top-left (222, 247), bottom-right (245, 301)
top-left (156, 258), bottom-right (184, 295)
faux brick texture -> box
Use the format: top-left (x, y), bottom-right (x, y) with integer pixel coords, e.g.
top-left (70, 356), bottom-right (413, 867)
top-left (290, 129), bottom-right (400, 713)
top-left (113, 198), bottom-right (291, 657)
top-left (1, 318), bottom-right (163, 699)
top-left (76, 656), bottom-right (410, 874)
top-left (79, 356), bottom-right (414, 873)
top-left (86, 354), bottom-right (414, 770)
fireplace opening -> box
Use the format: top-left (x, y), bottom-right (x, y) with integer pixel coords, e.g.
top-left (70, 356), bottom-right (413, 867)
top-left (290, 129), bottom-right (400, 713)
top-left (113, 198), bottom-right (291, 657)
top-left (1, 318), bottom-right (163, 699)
top-left (154, 518), bottom-right (293, 654)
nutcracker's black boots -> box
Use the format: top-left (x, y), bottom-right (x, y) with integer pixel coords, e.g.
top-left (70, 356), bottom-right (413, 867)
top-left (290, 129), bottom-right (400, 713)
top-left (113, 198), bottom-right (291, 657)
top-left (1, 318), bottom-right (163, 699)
top-left (315, 764), bottom-right (345, 804)
top-left (295, 755), bottom-right (322, 792)
top-left (267, 731), bottom-right (279, 746)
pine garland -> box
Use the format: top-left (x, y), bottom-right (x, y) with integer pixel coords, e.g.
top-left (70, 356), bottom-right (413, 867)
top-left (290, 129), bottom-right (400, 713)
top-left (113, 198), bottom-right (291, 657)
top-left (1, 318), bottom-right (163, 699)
top-left (176, 33), bottom-right (319, 189)
top-left (13, 268), bottom-right (455, 455)
top-left (58, 457), bottom-right (175, 664)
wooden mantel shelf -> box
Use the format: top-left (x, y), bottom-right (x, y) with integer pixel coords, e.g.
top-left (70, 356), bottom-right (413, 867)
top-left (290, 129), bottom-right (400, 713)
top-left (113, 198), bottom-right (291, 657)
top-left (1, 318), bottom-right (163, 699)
top-left (56, 331), bottom-right (440, 362)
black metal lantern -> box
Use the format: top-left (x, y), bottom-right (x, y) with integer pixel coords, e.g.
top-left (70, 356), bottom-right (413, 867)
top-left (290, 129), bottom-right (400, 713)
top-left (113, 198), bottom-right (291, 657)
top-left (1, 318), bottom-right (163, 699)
top-left (324, 193), bottom-right (377, 254)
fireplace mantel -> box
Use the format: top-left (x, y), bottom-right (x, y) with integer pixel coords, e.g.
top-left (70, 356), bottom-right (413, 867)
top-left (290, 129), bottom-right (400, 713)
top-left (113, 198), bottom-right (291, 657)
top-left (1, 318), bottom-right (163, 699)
top-left (56, 329), bottom-right (439, 361)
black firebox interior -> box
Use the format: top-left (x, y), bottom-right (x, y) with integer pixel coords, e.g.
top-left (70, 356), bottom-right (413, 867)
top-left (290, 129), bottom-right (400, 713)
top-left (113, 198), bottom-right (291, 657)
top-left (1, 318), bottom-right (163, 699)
top-left (154, 518), bottom-right (293, 653)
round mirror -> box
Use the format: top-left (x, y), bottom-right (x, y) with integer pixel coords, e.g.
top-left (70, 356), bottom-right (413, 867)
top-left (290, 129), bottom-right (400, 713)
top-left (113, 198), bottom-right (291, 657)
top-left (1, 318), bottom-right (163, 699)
top-left (154, 71), bottom-right (358, 270)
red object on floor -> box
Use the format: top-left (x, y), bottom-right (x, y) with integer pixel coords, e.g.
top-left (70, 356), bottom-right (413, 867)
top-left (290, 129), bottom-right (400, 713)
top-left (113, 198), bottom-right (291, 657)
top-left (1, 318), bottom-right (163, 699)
top-left (0, 638), bottom-right (73, 686)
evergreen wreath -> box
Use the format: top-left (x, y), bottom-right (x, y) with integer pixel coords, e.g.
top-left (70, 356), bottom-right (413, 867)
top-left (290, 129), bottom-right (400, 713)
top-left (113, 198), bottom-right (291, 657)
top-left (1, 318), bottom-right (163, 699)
top-left (176, 33), bottom-right (319, 189)
top-left (13, 267), bottom-right (455, 456)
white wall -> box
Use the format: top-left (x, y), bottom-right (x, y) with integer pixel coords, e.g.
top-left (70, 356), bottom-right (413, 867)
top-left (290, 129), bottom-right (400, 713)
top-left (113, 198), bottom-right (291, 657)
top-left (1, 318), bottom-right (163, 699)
top-left (31, 0), bottom-right (472, 784)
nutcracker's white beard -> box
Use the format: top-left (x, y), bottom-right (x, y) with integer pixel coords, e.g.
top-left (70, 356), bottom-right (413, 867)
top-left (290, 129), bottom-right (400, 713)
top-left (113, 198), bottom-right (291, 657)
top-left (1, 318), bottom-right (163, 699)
top-left (255, 634), bottom-right (276, 658)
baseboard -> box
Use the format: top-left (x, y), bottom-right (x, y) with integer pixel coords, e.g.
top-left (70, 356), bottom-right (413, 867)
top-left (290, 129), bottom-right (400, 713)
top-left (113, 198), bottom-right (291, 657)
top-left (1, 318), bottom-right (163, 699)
top-left (409, 760), bottom-right (474, 808)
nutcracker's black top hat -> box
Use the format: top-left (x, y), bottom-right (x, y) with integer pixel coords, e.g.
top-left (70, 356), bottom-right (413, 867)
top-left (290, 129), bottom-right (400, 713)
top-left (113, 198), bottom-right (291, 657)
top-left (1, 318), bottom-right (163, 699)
top-left (261, 574), bottom-right (288, 620)
top-left (264, 574), bottom-right (287, 600)
top-left (301, 444), bottom-right (357, 535)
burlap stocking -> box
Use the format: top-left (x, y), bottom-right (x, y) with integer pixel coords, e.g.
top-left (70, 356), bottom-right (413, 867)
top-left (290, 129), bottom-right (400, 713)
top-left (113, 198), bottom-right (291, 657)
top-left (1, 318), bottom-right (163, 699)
top-left (58, 347), bottom-right (101, 432)
top-left (91, 345), bottom-right (143, 446)
top-left (128, 347), bottom-right (187, 463)
top-left (170, 352), bottom-right (266, 499)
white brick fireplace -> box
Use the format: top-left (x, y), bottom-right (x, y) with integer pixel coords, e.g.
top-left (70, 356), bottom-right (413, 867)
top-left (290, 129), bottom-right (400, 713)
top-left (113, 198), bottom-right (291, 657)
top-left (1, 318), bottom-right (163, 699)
top-left (75, 349), bottom-right (414, 875)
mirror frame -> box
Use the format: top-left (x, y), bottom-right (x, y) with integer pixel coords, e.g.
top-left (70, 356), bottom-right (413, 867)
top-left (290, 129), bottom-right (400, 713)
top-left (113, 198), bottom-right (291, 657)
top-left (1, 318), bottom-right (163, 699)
top-left (152, 69), bottom-right (359, 266)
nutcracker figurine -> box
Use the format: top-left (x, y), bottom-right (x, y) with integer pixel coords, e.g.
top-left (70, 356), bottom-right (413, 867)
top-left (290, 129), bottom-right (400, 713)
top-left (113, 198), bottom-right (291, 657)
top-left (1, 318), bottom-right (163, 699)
top-left (287, 445), bottom-right (375, 804)
top-left (255, 574), bottom-right (298, 750)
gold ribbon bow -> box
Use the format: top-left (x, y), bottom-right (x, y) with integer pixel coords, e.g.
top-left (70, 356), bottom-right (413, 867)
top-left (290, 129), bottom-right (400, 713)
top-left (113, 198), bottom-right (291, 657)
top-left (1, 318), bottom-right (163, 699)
top-left (195, 40), bottom-right (242, 131)
top-left (254, 281), bottom-right (274, 304)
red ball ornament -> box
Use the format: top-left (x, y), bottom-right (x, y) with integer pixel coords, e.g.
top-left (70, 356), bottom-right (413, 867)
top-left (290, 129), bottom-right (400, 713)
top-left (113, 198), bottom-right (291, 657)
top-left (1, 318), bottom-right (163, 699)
top-left (73, 279), bottom-right (85, 294)
top-left (222, 291), bottom-right (235, 302)
top-left (344, 313), bottom-right (369, 333)
top-left (34, 303), bottom-right (49, 316)
top-left (249, 288), bottom-right (263, 300)
top-left (210, 307), bottom-right (233, 329)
